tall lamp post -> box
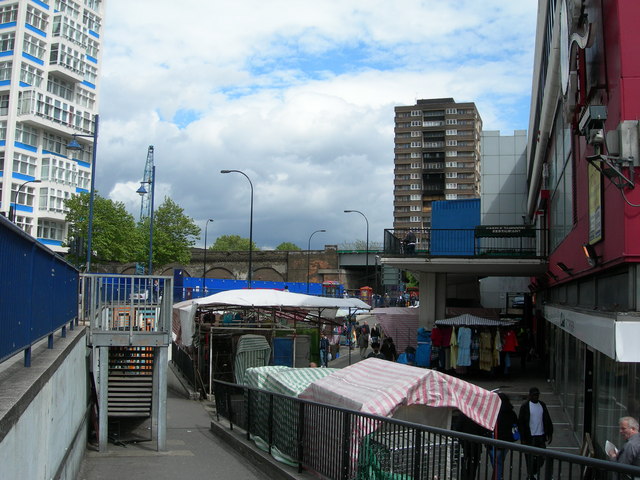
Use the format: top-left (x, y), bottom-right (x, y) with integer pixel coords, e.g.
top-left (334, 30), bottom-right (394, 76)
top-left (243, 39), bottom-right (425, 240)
top-left (67, 114), bottom-right (99, 272)
top-left (306, 229), bottom-right (326, 294)
top-left (344, 209), bottom-right (369, 286)
top-left (10, 179), bottom-right (42, 222)
top-left (136, 165), bottom-right (156, 274)
top-left (221, 169), bottom-right (253, 288)
top-left (202, 218), bottom-right (214, 296)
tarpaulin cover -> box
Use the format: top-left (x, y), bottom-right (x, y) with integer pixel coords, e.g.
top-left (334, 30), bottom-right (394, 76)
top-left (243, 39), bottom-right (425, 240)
top-left (435, 313), bottom-right (518, 327)
top-left (370, 307), bottom-right (419, 353)
top-left (233, 334), bottom-right (271, 384)
top-left (242, 366), bottom-right (339, 466)
top-left (243, 365), bottom-right (337, 397)
top-left (299, 357), bottom-right (500, 431)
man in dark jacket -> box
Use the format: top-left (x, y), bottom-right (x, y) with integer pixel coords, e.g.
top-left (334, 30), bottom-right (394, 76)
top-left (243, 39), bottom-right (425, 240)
top-left (518, 387), bottom-right (553, 480)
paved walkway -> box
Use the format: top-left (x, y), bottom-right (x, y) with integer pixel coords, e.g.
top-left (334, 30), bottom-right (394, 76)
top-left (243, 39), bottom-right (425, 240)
top-left (77, 390), bottom-right (264, 480)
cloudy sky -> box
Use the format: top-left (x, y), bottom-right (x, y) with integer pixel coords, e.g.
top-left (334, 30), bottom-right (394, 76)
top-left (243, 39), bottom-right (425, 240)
top-left (97, 0), bottom-right (538, 250)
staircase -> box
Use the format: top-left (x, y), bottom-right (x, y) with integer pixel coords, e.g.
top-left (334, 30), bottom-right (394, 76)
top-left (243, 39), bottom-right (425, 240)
top-left (108, 347), bottom-right (155, 417)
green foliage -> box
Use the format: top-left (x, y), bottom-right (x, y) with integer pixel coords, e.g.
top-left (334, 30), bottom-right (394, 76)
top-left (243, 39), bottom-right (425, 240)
top-left (142, 197), bottom-right (200, 266)
top-left (404, 271), bottom-right (419, 288)
top-left (209, 234), bottom-right (258, 251)
top-left (65, 192), bottom-right (140, 266)
top-left (275, 242), bottom-right (301, 251)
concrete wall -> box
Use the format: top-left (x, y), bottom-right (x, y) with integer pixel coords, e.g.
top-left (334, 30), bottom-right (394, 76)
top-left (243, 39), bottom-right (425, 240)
top-left (0, 327), bottom-right (88, 480)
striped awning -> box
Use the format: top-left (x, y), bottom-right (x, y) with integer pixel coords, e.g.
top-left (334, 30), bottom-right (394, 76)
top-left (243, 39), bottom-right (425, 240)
top-left (436, 313), bottom-right (518, 327)
top-left (299, 357), bottom-right (501, 430)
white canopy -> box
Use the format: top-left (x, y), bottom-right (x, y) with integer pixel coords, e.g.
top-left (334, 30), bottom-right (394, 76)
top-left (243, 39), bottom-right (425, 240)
top-left (172, 289), bottom-right (371, 345)
top-left (175, 288), bottom-right (370, 313)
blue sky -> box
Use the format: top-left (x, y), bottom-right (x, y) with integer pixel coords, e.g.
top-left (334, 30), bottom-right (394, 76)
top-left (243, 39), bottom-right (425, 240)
top-left (97, 0), bottom-right (538, 249)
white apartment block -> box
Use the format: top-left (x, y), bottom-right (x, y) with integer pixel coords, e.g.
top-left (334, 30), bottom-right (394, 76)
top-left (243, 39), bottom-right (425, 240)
top-left (0, 0), bottom-right (104, 253)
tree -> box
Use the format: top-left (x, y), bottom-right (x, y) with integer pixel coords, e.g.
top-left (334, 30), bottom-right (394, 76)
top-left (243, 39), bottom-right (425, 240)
top-left (65, 192), bottom-right (140, 266)
top-left (210, 234), bottom-right (258, 251)
top-left (143, 197), bottom-right (200, 266)
top-left (275, 242), bottom-right (301, 251)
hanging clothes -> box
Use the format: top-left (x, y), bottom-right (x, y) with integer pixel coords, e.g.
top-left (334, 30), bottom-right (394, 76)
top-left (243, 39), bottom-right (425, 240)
top-left (416, 328), bottom-right (431, 367)
top-left (470, 329), bottom-right (480, 363)
top-left (479, 330), bottom-right (493, 371)
top-left (502, 329), bottom-right (519, 352)
top-left (449, 327), bottom-right (458, 370)
top-left (493, 330), bottom-right (502, 367)
top-left (456, 326), bottom-right (472, 366)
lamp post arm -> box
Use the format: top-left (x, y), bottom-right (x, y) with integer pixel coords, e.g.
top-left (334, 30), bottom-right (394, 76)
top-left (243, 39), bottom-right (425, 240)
top-left (306, 229), bottom-right (326, 294)
top-left (344, 209), bottom-right (369, 286)
top-left (221, 169), bottom-right (254, 288)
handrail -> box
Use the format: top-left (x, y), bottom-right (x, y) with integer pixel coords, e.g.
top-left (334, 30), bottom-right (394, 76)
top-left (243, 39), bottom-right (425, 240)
top-left (384, 227), bottom-right (547, 258)
top-left (213, 378), bottom-right (640, 480)
top-left (0, 216), bottom-right (79, 366)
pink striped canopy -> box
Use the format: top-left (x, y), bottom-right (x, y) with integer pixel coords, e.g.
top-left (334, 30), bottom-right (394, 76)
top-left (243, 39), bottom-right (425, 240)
top-left (299, 357), bottom-right (501, 430)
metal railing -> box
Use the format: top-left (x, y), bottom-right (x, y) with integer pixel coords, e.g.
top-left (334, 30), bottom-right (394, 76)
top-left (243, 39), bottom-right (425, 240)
top-left (80, 273), bottom-right (172, 347)
top-left (385, 227), bottom-right (546, 258)
top-left (213, 379), bottom-right (640, 480)
top-left (0, 216), bottom-right (79, 366)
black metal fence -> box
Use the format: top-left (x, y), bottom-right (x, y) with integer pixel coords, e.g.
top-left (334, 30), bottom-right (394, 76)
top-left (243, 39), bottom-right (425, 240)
top-left (385, 227), bottom-right (546, 258)
top-left (213, 379), bottom-right (640, 480)
top-left (171, 342), bottom-right (198, 392)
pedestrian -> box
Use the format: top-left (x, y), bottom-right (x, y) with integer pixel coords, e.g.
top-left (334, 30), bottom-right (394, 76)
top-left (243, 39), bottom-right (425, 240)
top-left (370, 323), bottom-right (381, 344)
top-left (357, 327), bottom-right (369, 359)
top-left (403, 230), bottom-right (416, 254)
top-left (518, 387), bottom-right (553, 480)
top-left (455, 413), bottom-right (490, 480)
top-left (609, 416), bottom-right (640, 466)
top-left (319, 332), bottom-right (330, 367)
top-left (366, 342), bottom-right (386, 359)
top-left (381, 337), bottom-right (397, 361)
top-left (491, 392), bottom-right (519, 480)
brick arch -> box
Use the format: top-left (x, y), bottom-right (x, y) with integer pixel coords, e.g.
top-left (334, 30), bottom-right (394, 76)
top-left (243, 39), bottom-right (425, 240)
top-left (253, 267), bottom-right (284, 282)
top-left (120, 265), bottom-right (137, 275)
top-left (208, 268), bottom-right (235, 280)
top-left (160, 266), bottom-right (176, 276)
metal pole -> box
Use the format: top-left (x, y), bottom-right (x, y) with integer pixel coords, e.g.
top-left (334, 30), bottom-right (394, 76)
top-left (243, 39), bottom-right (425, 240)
top-left (306, 229), bottom-right (326, 294)
top-left (203, 218), bottom-right (213, 296)
top-left (220, 170), bottom-right (254, 288)
top-left (86, 114), bottom-right (99, 272)
top-left (344, 210), bottom-right (369, 286)
top-left (148, 165), bottom-right (155, 274)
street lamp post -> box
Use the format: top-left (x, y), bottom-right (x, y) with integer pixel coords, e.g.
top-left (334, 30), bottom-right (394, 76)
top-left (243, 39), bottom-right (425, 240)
top-left (67, 114), bottom-right (99, 272)
top-left (221, 169), bottom-right (253, 288)
top-left (202, 218), bottom-right (214, 296)
top-left (306, 229), bottom-right (326, 294)
top-left (344, 210), bottom-right (369, 286)
top-left (136, 165), bottom-right (156, 274)
top-left (10, 179), bottom-right (42, 222)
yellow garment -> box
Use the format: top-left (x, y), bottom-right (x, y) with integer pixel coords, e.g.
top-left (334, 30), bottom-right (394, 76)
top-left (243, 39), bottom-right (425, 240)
top-left (450, 327), bottom-right (458, 369)
top-left (493, 330), bottom-right (502, 367)
top-left (479, 331), bottom-right (493, 371)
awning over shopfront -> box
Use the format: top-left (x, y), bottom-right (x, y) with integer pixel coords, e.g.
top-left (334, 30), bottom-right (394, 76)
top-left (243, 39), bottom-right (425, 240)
top-left (435, 313), bottom-right (518, 327)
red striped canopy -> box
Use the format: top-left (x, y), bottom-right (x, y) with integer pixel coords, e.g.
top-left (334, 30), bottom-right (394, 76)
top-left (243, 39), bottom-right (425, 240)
top-left (299, 357), bottom-right (501, 430)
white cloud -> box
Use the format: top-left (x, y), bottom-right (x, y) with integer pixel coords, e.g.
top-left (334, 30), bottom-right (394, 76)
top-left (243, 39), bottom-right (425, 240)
top-left (97, 0), bottom-right (537, 249)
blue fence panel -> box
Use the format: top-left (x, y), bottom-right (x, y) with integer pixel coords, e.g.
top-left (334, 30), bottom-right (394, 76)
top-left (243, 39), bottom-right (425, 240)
top-left (0, 217), bottom-right (79, 364)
